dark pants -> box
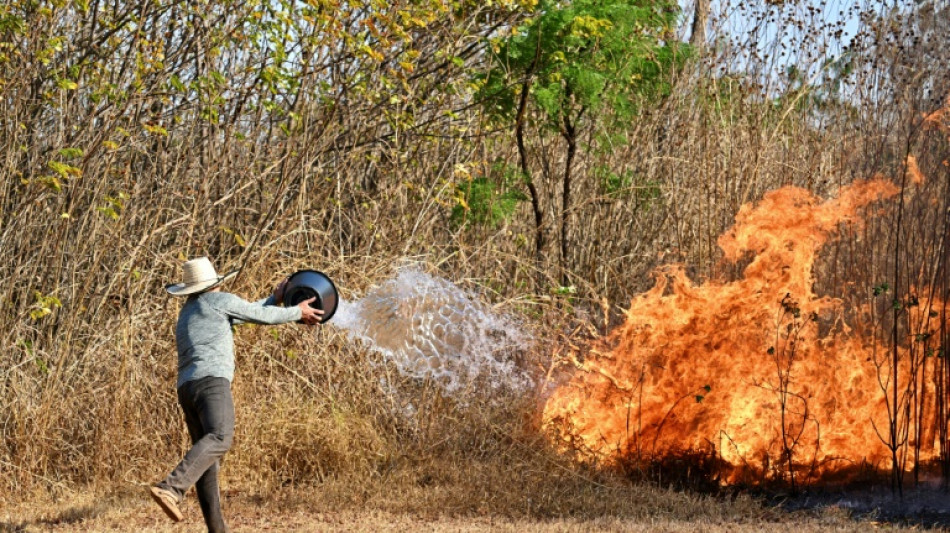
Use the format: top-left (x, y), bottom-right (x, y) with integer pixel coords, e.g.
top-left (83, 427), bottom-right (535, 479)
top-left (159, 376), bottom-right (234, 533)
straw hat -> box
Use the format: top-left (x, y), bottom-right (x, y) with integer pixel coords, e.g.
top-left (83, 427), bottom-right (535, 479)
top-left (166, 257), bottom-right (238, 296)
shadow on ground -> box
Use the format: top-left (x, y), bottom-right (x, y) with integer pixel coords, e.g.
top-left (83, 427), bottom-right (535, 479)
top-left (1, 503), bottom-right (106, 532)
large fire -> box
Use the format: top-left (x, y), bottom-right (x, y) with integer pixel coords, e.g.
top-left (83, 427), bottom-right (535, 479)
top-left (543, 177), bottom-right (947, 484)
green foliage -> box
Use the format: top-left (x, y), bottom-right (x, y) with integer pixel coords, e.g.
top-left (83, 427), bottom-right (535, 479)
top-left (0, 12), bottom-right (26, 35)
top-left (29, 291), bottom-right (61, 320)
top-left (476, 0), bottom-right (687, 240)
top-left (47, 160), bottom-right (81, 178)
top-left (552, 285), bottom-right (576, 295)
top-left (592, 164), bottom-right (660, 202)
top-left (452, 161), bottom-right (528, 228)
top-left (34, 356), bottom-right (49, 375)
top-left (872, 282), bottom-right (890, 296)
top-left (600, 167), bottom-right (631, 196)
top-left (95, 192), bottom-right (127, 221)
top-left (478, 0), bottom-right (688, 128)
top-left (57, 147), bottom-right (83, 159)
top-left (452, 176), bottom-right (527, 228)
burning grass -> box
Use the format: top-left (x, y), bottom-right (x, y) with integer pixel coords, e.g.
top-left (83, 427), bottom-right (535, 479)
top-left (542, 176), bottom-right (950, 487)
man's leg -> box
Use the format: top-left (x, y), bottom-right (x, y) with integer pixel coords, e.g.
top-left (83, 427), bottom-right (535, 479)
top-left (194, 460), bottom-right (228, 533)
top-left (191, 380), bottom-right (232, 533)
top-left (155, 377), bottom-right (234, 529)
top-left (176, 397), bottom-right (229, 533)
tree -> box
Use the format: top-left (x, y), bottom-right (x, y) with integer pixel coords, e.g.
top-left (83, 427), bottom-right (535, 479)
top-left (478, 0), bottom-right (688, 285)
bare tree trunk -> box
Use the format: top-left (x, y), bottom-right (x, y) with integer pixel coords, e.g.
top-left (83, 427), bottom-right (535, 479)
top-left (690, 0), bottom-right (710, 52)
top-left (517, 80), bottom-right (543, 265)
top-left (560, 112), bottom-right (577, 288)
top-left (517, 23), bottom-right (546, 280)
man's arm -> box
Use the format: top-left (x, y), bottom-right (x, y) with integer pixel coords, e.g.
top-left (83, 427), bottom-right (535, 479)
top-left (215, 293), bottom-right (302, 325)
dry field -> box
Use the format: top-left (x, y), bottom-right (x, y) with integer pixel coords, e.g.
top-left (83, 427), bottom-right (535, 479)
top-left (4, 479), bottom-right (950, 532)
top-left (4, 3), bottom-right (950, 533)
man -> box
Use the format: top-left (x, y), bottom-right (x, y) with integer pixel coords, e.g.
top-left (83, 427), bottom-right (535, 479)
top-left (149, 256), bottom-right (322, 532)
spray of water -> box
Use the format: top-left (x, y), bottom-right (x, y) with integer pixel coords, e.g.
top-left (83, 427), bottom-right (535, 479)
top-left (331, 268), bottom-right (533, 393)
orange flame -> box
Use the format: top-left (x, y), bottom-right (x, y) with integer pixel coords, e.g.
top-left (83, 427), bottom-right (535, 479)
top-left (906, 155), bottom-right (926, 185)
top-left (543, 178), bottom-right (946, 483)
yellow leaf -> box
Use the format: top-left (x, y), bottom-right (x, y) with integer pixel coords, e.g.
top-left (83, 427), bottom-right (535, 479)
top-left (144, 124), bottom-right (168, 136)
top-left (42, 176), bottom-right (62, 192)
top-left (48, 160), bottom-right (81, 178)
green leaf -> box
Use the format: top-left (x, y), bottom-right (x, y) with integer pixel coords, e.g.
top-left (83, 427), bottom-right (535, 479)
top-left (219, 226), bottom-right (247, 247)
top-left (0, 14), bottom-right (26, 34)
top-left (47, 160), bottom-right (82, 177)
top-left (30, 308), bottom-right (51, 320)
top-left (872, 282), bottom-right (890, 296)
top-left (476, 0), bottom-right (687, 130)
top-left (144, 124), bottom-right (168, 136)
top-left (57, 147), bottom-right (83, 159)
top-left (552, 285), bottom-right (576, 295)
top-left (56, 78), bottom-right (78, 90)
top-left (96, 206), bottom-right (118, 220)
top-left (30, 291), bottom-right (62, 320)
top-left (16, 339), bottom-right (33, 355)
top-left (451, 176), bottom-right (525, 228)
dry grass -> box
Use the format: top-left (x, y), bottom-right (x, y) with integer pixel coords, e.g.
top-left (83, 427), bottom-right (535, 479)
top-left (0, 479), bottom-right (924, 533)
top-left (2, 1), bottom-right (950, 529)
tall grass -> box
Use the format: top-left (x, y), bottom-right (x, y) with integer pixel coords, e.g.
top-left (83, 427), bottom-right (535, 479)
top-left (1, 0), bottom-right (949, 504)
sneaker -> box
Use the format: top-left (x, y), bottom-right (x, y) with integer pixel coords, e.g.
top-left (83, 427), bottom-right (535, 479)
top-left (148, 485), bottom-right (183, 522)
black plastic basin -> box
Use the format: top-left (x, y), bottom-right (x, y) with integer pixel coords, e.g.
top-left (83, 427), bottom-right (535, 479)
top-left (283, 270), bottom-right (338, 323)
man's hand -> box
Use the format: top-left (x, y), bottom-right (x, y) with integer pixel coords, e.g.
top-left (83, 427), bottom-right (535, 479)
top-left (297, 297), bottom-right (324, 325)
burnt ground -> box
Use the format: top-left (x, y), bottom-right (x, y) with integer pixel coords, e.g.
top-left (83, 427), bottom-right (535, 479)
top-left (767, 483), bottom-right (950, 530)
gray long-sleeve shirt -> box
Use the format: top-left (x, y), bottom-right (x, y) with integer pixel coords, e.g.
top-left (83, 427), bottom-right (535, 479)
top-left (175, 291), bottom-right (302, 388)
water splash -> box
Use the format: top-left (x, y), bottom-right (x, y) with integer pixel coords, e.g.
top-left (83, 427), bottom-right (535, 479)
top-left (331, 268), bottom-right (532, 392)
